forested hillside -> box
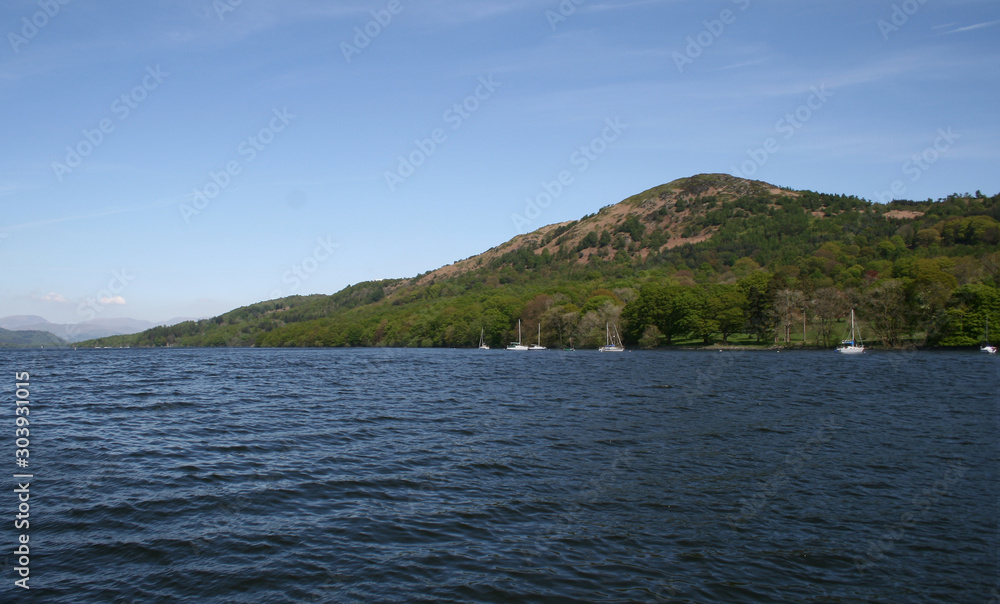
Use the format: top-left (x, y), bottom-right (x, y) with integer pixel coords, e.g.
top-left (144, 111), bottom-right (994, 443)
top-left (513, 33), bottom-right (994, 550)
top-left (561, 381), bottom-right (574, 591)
top-left (0, 327), bottom-right (66, 348)
top-left (86, 174), bottom-right (1000, 350)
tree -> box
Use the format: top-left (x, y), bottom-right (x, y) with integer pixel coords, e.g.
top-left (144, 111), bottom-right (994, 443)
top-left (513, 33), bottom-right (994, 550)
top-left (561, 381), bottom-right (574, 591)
top-left (618, 214), bottom-right (646, 241)
top-left (732, 256), bottom-right (761, 278)
top-left (915, 228), bottom-right (941, 247)
top-left (907, 258), bottom-right (958, 340)
top-left (710, 286), bottom-right (748, 344)
top-left (686, 288), bottom-right (719, 344)
top-left (577, 301), bottom-right (622, 348)
top-left (774, 289), bottom-right (804, 344)
top-left (812, 287), bottom-right (848, 347)
top-left (546, 306), bottom-right (581, 348)
top-left (638, 325), bottom-right (664, 348)
top-left (521, 294), bottom-right (554, 328)
top-left (622, 283), bottom-right (696, 345)
top-left (859, 279), bottom-right (909, 347)
top-left (930, 283), bottom-right (1000, 346)
top-left (738, 272), bottom-right (776, 343)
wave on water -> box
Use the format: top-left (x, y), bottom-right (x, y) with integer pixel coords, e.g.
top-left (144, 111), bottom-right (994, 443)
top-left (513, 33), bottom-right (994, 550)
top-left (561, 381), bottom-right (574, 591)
top-left (5, 348), bottom-right (996, 602)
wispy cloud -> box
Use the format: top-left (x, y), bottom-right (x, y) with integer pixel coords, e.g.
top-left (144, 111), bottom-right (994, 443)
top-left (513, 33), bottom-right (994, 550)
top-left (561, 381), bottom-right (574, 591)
top-left (99, 296), bottom-right (127, 305)
top-left (939, 20), bottom-right (1000, 34)
top-left (38, 292), bottom-right (68, 304)
top-left (712, 58), bottom-right (768, 72)
top-left (700, 47), bottom-right (981, 101)
top-left (0, 182), bottom-right (32, 197)
top-left (3, 198), bottom-right (182, 232)
top-left (584, 0), bottom-right (666, 13)
top-left (189, 0), bottom-right (554, 34)
top-left (407, 0), bottom-right (555, 25)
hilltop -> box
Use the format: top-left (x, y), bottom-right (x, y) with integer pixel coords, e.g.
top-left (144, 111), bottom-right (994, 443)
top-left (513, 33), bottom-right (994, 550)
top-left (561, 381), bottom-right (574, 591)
top-left (425, 173), bottom-right (784, 281)
top-left (84, 174), bottom-right (1000, 350)
top-left (0, 327), bottom-right (66, 348)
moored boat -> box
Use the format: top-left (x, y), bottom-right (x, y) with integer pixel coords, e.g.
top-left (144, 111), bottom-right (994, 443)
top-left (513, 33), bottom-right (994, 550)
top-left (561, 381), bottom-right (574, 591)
top-left (598, 323), bottom-right (625, 352)
top-left (982, 317), bottom-right (997, 354)
top-left (506, 320), bottom-right (529, 351)
top-left (528, 324), bottom-right (546, 350)
top-left (836, 309), bottom-right (864, 354)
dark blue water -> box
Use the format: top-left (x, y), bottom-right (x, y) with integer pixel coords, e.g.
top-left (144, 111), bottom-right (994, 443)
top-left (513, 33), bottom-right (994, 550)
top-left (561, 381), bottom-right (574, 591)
top-left (2, 348), bottom-right (997, 602)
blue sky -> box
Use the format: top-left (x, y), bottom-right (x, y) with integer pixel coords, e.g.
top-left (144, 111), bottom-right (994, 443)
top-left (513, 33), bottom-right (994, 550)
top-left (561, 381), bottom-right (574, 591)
top-left (1, 0), bottom-right (998, 323)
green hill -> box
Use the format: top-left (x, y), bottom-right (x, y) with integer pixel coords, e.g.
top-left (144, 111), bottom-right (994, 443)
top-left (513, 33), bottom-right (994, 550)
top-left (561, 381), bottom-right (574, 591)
top-left (0, 327), bottom-right (67, 348)
top-left (83, 174), bottom-right (1000, 350)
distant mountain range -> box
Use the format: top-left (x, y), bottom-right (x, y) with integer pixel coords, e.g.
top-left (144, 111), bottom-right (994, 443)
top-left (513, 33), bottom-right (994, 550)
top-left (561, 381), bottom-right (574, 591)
top-left (0, 315), bottom-right (199, 344)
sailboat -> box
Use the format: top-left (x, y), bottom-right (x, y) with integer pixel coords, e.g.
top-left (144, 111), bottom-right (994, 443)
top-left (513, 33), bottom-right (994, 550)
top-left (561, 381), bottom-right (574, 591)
top-left (564, 337), bottom-right (575, 352)
top-left (529, 324), bottom-right (546, 350)
top-left (982, 317), bottom-right (997, 354)
top-left (478, 327), bottom-right (490, 350)
top-left (836, 309), bottom-right (864, 354)
top-left (598, 323), bottom-right (625, 352)
top-left (506, 320), bottom-right (529, 351)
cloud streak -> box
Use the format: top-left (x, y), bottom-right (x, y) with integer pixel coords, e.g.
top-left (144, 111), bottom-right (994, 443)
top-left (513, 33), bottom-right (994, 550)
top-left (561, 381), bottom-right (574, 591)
top-left (3, 198), bottom-right (182, 233)
top-left (939, 20), bottom-right (1000, 35)
top-left (39, 292), bottom-right (68, 303)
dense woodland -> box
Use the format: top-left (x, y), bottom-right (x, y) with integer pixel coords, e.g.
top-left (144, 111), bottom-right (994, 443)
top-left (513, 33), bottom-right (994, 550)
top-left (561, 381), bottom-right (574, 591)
top-left (86, 175), bottom-right (1000, 350)
top-left (0, 327), bottom-right (66, 348)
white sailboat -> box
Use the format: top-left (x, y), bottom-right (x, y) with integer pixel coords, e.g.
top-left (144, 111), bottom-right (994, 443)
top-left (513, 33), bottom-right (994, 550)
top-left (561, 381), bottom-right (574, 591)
top-left (478, 327), bottom-right (490, 350)
top-left (836, 309), bottom-right (864, 354)
top-left (981, 316), bottom-right (997, 354)
top-left (598, 322), bottom-right (625, 352)
top-left (528, 324), bottom-right (546, 350)
top-left (506, 320), bottom-right (529, 351)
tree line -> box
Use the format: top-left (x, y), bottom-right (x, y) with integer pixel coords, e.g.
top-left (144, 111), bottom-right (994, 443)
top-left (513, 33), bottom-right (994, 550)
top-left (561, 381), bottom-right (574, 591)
top-left (84, 189), bottom-right (1000, 350)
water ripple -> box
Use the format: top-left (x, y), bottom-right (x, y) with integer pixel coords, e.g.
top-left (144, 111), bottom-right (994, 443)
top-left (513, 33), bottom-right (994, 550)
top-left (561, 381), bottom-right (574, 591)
top-left (2, 348), bottom-right (995, 602)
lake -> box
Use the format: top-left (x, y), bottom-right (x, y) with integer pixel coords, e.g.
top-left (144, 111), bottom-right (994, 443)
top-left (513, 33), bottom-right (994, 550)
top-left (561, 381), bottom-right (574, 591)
top-left (3, 348), bottom-right (997, 602)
